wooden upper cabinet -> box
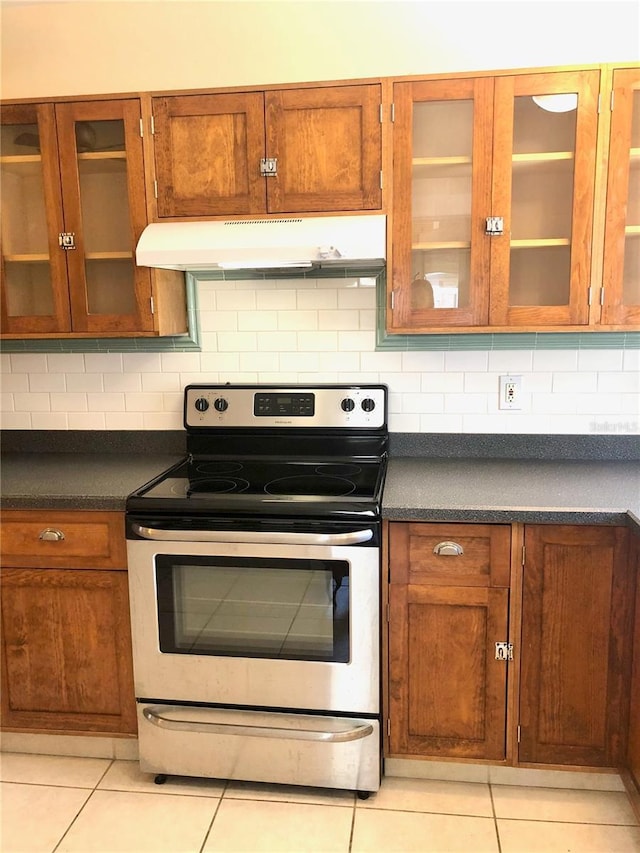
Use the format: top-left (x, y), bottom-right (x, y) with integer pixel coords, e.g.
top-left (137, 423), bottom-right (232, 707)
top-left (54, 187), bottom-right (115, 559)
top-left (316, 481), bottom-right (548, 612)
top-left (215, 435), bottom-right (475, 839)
top-left (601, 67), bottom-right (640, 326)
top-left (152, 84), bottom-right (382, 218)
top-left (489, 70), bottom-right (599, 328)
top-left (1, 98), bottom-right (158, 337)
top-left (389, 68), bottom-right (603, 333)
top-left (152, 92), bottom-right (267, 218)
top-left (519, 525), bottom-right (633, 768)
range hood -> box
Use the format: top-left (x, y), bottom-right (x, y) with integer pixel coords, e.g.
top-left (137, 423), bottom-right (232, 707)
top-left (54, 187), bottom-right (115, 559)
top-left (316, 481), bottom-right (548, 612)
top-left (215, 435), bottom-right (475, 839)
top-left (135, 215), bottom-right (386, 273)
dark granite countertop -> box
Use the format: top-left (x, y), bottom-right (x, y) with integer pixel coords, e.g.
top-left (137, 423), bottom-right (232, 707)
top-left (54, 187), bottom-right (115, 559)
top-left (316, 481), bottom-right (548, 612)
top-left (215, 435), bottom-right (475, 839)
top-left (382, 457), bottom-right (640, 532)
top-left (0, 453), bottom-right (182, 511)
top-left (1, 431), bottom-right (638, 529)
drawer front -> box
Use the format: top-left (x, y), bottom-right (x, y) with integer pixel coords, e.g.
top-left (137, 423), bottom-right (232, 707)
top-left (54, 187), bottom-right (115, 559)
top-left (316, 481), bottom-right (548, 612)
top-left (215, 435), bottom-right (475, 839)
top-left (0, 510), bottom-right (126, 569)
top-left (389, 522), bottom-right (511, 587)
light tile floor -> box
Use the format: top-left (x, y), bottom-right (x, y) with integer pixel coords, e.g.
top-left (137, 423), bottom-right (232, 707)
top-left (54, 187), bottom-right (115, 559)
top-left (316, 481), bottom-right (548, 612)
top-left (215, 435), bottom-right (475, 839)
top-left (1, 753), bottom-right (639, 853)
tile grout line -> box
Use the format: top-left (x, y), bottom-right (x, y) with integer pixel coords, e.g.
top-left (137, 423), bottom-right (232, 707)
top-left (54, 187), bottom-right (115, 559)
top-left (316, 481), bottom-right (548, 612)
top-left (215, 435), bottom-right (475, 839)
top-left (51, 758), bottom-right (115, 853)
top-left (489, 783), bottom-right (504, 853)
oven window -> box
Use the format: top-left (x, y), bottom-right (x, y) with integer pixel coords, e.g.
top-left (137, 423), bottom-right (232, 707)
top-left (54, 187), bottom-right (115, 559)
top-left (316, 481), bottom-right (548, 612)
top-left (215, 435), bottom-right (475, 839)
top-left (155, 555), bottom-right (350, 662)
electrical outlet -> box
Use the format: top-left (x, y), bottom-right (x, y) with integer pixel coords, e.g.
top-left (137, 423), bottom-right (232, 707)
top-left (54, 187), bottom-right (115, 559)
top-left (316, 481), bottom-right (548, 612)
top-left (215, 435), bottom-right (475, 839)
top-left (499, 375), bottom-right (522, 410)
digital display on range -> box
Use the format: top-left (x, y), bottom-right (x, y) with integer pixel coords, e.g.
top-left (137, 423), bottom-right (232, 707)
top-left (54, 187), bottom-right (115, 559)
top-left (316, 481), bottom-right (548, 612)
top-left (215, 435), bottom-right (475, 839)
top-left (254, 393), bottom-right (315, 416)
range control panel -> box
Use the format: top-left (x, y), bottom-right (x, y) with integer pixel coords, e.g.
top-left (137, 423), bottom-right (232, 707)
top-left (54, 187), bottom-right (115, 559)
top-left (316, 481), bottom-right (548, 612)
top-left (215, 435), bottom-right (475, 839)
top-left (185, 384), bottom-right (387, 429)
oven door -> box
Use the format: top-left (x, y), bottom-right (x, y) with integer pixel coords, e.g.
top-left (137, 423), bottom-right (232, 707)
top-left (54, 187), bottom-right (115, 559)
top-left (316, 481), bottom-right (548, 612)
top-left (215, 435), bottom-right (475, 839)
top-left (126, 522), bottom-right (380, 715)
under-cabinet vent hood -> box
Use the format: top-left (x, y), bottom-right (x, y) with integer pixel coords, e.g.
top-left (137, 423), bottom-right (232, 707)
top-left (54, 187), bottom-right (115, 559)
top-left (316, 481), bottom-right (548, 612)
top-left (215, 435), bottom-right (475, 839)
top-left (135, 215), bottom-right (386, 273)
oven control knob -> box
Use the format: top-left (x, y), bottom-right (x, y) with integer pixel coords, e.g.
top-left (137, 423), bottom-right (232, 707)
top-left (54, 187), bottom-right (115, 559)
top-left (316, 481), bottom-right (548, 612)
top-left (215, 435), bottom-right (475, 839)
top-left (214, 397), bottom-right (229, 412)
top-left (361, 398), bottom-right (376, 412)
top-left (341, 397), bottom-right (355, 412)
top-left (194, 397), bottom-right (209, 412)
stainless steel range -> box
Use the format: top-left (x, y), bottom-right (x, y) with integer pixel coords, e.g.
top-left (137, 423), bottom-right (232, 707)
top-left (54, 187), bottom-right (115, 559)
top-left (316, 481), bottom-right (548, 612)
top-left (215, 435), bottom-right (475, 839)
top-left (125, 384), bottom-right (388, 797)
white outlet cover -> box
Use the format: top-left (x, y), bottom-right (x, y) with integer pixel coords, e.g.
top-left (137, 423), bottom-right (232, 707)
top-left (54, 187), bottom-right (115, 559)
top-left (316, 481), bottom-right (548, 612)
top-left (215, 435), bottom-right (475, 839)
top-left (499, 374), bottom-right (522, 410)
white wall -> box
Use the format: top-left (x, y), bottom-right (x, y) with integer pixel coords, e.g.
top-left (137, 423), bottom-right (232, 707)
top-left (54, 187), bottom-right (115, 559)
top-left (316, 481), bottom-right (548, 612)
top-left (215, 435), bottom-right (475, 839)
top-left (1, 0), bottom-right (639, 434)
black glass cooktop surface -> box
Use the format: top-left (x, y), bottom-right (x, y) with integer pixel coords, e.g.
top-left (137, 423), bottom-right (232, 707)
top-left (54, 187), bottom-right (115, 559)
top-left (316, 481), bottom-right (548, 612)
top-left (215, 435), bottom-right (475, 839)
top-left (136, 458), bottom-right (384, 502)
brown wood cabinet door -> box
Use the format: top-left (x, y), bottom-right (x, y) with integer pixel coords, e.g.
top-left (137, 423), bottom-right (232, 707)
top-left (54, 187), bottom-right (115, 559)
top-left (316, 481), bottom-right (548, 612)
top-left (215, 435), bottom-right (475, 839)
top-left (627, 534), bottom-right (640, 805)
top-left (152, 92), bottom-right (267, 217)
top-left (0, 103), bottom-right (72, 335)
top-left (56, 99), bottom-right (154, 334)
top-left (389, 76), bottom-right (494, 331)
top-left (519, 525), bottom-right (633, 767)
top-left (265, 84), bottom-right (382, 213)
top-left (389, 583), bottom-right (509, 760)
top-left (601, 67), bottom-right (640, 326)
top-left (489, 70), bottom-right (600, 327)
top-left (0, 567), bottom-right (136, 734)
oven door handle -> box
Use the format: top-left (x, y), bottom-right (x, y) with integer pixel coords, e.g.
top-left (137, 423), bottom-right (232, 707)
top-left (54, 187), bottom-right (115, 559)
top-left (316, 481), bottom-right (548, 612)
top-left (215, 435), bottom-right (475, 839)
top-left (131, 523), bottom-right (373, 546)
top-left (142, 706), bottom-right (374, 743)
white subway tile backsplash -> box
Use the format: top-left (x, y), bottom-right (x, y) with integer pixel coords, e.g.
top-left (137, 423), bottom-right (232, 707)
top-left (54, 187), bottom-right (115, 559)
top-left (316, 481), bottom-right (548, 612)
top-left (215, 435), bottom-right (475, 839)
top-left (256, 290), bottom-right (297, 310)
top-left (0, 392), bottom-right (14, 412)
top-left (578, 350), bottom-right (624, 371)
top-left (69, 374), bottom-right (106, 393)
top-left (278, 310), bottom-right (318, 331)
top-left (84, 354), bottom-right (123, 373)
top-left (87, 393), bottom-right (125, 412)
top-left (296, 290), bottom-right (338, 310)
top-left (2, 279), bottom-right (638, 434)
top-left (11, 354), bottom-right (48, 373)
top-left (239, 310), bottom-right (278, 331)
top-left (68, 413), bottom-right (107, 430)
top-left (14, 393), bottom-right (50, 411)
top-left (552, 372), bottom-right (598, 393)
top-left (444, 351), bottom-right (489, 372)
top-left (50, 393), bottom-right (88, 412)
top-left (31, 412), bottom-right (68, 429)
top-left (105, 412), bottom-right (144, 430)
top-left (532, 350), bottom-right (579, 371)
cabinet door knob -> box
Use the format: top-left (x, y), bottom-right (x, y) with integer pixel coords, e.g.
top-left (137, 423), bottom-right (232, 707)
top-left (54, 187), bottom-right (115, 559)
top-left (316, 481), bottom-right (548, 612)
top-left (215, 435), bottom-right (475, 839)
top-left (39, 528), bottom-right (65, 541)
top-left (433, 541), bottom-right (464, 556)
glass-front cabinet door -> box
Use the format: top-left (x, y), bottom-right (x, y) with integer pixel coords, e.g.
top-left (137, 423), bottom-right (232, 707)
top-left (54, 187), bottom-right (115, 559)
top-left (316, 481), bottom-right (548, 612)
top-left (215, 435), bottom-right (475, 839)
top-left (489, 70), bottom-right (599, 327)
top-left (54, 99), bottom-right (153, 335)
top-left (601, 67), bottom-right (640, 325)
top-left (1, 104), bottom-right (72, 334)
top-left (390, 78), bottom-right (493, 330)
top-left (1, 99), bottom-right (153, 337)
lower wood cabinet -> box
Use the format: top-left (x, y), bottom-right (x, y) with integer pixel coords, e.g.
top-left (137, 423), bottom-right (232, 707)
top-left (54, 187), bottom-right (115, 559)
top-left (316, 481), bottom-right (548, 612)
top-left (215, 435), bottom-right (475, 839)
top-left (387, 520), bottom-right (636, 771)
top-left (0, 510), bottom-right (137, 736)
top-left (388, 522), bottom-right (512, 761)
top-left (519, 524), bottom-right (633, 768)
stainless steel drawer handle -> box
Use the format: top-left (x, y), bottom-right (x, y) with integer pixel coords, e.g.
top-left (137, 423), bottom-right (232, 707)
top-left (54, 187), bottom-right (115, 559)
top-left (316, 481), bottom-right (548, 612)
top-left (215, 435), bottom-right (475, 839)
top-left (433, 541), bottom-right (464, 556)
top-left (132, 523), bottom-right (373, 546)
top-left (39, 528), bottom-right (65, 542)
top-left (143, 707), bottom-right (373, 743)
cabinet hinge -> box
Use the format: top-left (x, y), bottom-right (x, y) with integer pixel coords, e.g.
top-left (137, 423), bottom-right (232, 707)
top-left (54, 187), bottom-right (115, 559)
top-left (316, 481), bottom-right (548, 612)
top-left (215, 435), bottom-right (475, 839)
top-left (610, 90), bottom-right (615, 112)
top-left (390, 291), bottom-right (395, 311)
top-left (600, 287), bottom-right (606, 306)
top-left (379, 104), bottom-right (384, 123)
top-left (495, 642), bottom-right (513, 661)
top-left (150, 296), bottom-right (155, 315)
top-left (150, 115), bottom-right (156, 135)
top-left (587, 286), bottom-right (593, 306)
top-left (517, 724), bottom-right (521, 743)
top-left (386, 603), bottom-right (390, 623)
top-left (387, 718), bottom-right (391, 737)
top-left (390, 103), bottom-right (395, 122)
top-left (139, 118), bottom-right (144, 138)
top-left (154, 179), bottom-right (158, 199)
top-left (380, 170), bottom-right (383, 190)
top-left (522, 545), bottom-right (526, 566)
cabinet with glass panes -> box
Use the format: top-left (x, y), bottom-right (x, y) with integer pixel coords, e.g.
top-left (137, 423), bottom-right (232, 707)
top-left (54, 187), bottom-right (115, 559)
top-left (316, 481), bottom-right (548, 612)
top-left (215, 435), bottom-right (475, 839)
top-left (388, 66), bottom-right (638, 333)
top-left (0, 99), bottom-right (186, 338)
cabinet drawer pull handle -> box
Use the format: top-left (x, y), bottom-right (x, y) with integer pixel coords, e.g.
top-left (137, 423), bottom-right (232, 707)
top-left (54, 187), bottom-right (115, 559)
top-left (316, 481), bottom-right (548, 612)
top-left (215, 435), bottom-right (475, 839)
top-left (39, 528), bottom-right (65, 542)
top-left (433, 541), bottom-right (464, 556)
